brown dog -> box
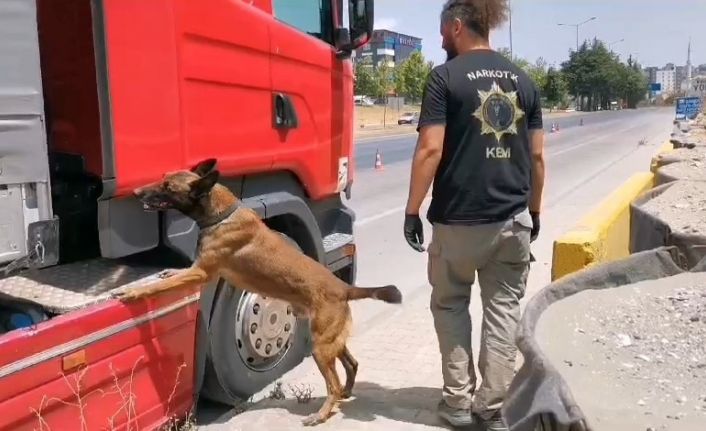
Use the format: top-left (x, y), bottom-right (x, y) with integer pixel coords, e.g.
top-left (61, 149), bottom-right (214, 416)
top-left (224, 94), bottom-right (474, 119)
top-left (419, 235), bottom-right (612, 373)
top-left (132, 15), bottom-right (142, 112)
top-left (115, 159), bottom-right (402, 426)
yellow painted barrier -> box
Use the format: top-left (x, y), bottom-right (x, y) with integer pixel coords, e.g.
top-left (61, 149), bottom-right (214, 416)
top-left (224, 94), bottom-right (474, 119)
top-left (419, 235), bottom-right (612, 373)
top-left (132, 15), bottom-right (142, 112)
top-left (551, 172), bottom-right (655, 281)
top-left (551, 141), bottom-right (677, 281)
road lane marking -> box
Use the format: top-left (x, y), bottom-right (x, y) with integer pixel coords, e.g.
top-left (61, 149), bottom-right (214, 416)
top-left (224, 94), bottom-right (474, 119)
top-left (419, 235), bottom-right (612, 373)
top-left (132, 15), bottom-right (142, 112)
top-left (356, 132), bottom-right (418, 144)
top-left (355, 197), bottom-right (431, 227)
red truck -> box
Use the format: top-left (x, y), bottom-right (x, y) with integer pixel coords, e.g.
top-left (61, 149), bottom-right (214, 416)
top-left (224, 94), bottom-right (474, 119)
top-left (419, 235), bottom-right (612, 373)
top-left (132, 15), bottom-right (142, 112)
top-left (0, 0), bottom-right (372, 429)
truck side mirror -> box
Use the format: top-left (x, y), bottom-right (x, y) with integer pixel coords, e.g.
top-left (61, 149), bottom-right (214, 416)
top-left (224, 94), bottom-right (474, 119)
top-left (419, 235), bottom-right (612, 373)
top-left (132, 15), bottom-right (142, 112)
top-left (335, 0), bottom-right (373, 59)
top-left (348, 0), bottom-right (373, 48)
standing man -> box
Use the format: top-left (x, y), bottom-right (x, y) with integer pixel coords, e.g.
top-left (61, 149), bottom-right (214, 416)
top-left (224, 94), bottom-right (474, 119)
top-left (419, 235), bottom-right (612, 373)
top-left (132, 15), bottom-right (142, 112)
top-left (403, 1), bottom-right (545, 429)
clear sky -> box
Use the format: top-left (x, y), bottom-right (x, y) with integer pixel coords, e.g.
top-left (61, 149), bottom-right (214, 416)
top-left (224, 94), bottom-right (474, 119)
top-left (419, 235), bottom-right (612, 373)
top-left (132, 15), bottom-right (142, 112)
top-left (373, 0), bottom-right (706, 69)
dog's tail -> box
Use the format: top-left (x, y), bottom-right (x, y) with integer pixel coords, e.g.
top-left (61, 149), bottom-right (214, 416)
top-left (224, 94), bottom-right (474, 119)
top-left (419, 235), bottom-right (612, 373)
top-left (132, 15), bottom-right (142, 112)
top-left (346, 285), bottom-right (402, 304)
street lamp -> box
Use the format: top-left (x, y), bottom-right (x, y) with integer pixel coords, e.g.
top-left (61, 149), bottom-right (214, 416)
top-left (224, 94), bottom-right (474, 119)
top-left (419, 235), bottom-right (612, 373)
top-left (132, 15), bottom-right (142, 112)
top-left (558, 16), bottom-right (597, 52)
top-left (558, 16), bottom-right (597, 111)
top-left (609, 38), bottom-right (625, 50)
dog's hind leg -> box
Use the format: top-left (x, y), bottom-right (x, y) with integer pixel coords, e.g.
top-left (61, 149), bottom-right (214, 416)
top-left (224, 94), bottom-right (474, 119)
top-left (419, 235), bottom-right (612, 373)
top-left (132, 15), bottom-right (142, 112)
top-left (339, 346), bottom-right (358, 399)
top-left (302, 347), bottom-right (342, 426)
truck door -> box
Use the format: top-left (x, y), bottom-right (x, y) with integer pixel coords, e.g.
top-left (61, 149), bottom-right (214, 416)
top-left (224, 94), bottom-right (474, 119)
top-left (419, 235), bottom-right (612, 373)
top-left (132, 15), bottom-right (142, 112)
top-left (268, 0), bottom-right (352, 199)
top-left (174, 0), bottom-right (279, 175)
top-left (0, 0), bottom-right (55, 269)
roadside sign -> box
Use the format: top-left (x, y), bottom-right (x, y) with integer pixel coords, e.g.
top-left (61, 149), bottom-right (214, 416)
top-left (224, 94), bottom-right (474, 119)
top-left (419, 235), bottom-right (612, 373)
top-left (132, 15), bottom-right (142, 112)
top-left (691, 77), bottom-right (706, 96)
top-left (649, 83), bottom-right (661, 92)
top-left (675, 96), bottom-right (702, 120)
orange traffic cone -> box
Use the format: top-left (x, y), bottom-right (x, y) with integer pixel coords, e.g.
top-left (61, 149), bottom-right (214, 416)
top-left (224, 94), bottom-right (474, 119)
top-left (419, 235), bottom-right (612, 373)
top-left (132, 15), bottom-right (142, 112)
top-left (375, 149), bottom-right (384, 171)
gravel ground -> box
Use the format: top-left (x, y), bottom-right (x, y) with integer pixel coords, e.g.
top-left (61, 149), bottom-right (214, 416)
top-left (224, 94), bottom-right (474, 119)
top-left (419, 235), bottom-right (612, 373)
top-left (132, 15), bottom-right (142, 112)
top-left (536, 272), bottom-right (706, 430)
top-left (640, 181), bottom-right (706, 235)
top-left (658, 161), bottom-right (706, 183)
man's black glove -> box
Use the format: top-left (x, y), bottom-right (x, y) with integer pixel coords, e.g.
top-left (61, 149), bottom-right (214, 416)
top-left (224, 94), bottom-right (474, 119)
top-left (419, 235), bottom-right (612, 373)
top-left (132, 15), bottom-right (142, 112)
top-left (404, 214), bottom-right (425, 252)
top-left (530, 211), bottom-right (540, 243)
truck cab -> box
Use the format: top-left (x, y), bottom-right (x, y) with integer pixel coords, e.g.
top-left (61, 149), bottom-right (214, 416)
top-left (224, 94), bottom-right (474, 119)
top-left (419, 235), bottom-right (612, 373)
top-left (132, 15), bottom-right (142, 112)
top-left (0, 0), bottom-right (372, 429)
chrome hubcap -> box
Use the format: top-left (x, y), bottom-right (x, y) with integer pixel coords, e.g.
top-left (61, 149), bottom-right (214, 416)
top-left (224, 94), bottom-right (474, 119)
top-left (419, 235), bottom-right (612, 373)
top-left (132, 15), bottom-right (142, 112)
top-left (235, 292), bottom-right (297, 371)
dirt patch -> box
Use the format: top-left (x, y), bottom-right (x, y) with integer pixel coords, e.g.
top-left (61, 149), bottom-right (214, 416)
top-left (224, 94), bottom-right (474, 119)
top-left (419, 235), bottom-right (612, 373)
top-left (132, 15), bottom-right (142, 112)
top-left (640, 181), bottom-right (706, 235)
top-left (355, 105), bottom-right (419, 128)
top-left (657, 160), bottom-right (706, 183)
top-left (536, 271), bottom-right (706, 430)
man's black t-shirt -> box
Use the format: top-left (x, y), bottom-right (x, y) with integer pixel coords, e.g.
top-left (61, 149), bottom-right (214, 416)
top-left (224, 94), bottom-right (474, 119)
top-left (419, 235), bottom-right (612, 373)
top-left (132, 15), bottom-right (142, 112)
top-left (417, 49), bottom-right (543, 225)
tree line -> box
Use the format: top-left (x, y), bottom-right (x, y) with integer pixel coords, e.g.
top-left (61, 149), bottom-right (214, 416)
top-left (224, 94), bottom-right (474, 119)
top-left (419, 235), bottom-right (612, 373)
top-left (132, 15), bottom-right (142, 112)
top-left (354, 51), bottom-right (433, 103)
top-left (354, 37), bottom-right (649, 111)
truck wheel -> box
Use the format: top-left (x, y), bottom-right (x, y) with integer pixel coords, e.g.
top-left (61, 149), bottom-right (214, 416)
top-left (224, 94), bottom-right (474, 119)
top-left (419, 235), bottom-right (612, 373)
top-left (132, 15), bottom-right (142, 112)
top-left (203, 234), bottom-right (311, 403)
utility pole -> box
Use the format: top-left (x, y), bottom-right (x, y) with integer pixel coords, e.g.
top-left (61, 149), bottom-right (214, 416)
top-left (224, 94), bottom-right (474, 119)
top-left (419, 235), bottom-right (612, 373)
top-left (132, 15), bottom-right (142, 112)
top-left (509, 0), bottom-right (513, 58)
top-left (558, 16), bottom-right (597, 52)
top-left (558, 16), bottom-right (597, 110)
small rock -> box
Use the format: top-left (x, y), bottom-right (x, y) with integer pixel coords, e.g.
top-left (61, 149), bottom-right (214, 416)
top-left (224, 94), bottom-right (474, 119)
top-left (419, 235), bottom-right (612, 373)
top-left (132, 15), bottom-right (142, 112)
top-left (637, 354), bottom-right (652, 362)
top-left (677, 396), bottom-right (688, 404)
top-left (690, 315), bottom-right (700, 322)
top-left (638, 399), bottom-right (647, 406)
top-left (622, 363), bottom-right (635, 369)
top-left (564, 360), bottom-right (574, 367)
top-left (617, 333), bottom-right (633, 347)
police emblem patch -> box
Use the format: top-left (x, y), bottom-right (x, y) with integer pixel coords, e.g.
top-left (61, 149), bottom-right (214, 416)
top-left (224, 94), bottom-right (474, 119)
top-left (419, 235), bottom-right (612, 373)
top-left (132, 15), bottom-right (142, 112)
top-left (472, 81), bottom-right (525, 141)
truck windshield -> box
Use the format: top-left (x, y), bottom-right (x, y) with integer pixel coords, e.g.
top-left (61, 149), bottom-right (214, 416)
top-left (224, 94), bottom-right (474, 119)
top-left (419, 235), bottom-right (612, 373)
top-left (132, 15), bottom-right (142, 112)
top-left (273, 0), bottom-right (333, 44)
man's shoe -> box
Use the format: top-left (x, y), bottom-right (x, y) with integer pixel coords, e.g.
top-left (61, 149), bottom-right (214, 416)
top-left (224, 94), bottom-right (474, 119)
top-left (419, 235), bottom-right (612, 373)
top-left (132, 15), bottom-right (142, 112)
top-left (480, 410), bottom-right (508, 431)
top-left (437, 400), bottom-right (475, 427)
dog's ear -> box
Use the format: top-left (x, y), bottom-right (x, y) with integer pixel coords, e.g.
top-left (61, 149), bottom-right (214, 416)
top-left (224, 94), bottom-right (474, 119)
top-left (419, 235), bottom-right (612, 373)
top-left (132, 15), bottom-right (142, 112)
top-left (190, 170), bottom-right (220, 198)
top-left (191, 159), bottom-right (218, 177)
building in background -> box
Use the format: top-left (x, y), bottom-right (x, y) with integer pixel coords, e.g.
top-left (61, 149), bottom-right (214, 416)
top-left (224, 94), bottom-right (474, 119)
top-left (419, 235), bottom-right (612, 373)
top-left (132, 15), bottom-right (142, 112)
top-left (655, 68), bottom-right (676, 95)
top-left (644, 66), bottom-right (658, 84)
top-left (676, 65), bottom-right (686, 92)
top-left (352, 29), bottom-right (422, 70)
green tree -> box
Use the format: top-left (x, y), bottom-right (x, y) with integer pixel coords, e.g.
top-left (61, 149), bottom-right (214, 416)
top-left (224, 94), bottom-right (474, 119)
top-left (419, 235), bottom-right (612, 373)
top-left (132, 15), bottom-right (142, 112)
top-left (394, 51), bottom-right (433, 103)
top-left (373, 61), bottom-right (395, 100)
top-left (543, 67), bottom-right (569, 110)
top-left (354, 63), bottom-right (377, 96)
top-left (497, 48), bottom-right (547, 88)
top-left (560, 38), bottom-right (645, 111)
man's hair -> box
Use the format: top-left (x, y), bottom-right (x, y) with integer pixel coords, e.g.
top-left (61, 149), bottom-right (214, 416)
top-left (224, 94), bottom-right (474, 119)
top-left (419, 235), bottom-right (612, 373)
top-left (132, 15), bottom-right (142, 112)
top-left (441, 0), bottom-right (509, 39)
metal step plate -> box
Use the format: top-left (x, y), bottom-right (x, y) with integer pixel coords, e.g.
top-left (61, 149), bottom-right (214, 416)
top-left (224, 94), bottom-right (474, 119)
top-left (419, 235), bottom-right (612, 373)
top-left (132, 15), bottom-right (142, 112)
top-left (322, 233), bottom-right (353, 254)
top-left (0, 259), bottom-right (168, 314)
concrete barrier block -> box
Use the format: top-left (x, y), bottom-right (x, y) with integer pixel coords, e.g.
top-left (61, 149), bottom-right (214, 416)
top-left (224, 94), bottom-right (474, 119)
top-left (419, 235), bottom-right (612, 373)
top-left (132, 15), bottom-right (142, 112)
top-left (650, 141), bottom-right (675, 175)
top-left (551, 172), bottom-right (655, 280)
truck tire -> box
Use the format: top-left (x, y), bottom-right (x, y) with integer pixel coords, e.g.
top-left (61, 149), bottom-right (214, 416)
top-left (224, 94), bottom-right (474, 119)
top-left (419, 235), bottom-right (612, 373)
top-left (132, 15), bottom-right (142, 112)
top-left (201, 234), bottom-right (311, 404)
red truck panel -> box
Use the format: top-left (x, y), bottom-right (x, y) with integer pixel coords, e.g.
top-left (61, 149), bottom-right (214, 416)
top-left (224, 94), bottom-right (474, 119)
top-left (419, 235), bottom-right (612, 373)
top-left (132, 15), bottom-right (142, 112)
top-left (269, 17), bottom-right (355, 196)
top-left (100, 0), bottom-right (352, 199)
top-left (0, 286), bottom-right (200, 431)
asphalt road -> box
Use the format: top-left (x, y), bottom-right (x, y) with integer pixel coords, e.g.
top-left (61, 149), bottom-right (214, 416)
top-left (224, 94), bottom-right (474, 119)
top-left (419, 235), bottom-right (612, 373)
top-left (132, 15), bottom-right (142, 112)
top-left (354, 109), bottom-right (658, 170)
top-left (197, 107), bottom-right (675, 426)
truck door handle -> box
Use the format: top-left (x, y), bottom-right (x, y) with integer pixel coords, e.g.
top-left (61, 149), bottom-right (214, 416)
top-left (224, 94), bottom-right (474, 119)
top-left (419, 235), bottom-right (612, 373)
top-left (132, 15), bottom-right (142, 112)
top-left (273, 93), bottom-right (298, 129)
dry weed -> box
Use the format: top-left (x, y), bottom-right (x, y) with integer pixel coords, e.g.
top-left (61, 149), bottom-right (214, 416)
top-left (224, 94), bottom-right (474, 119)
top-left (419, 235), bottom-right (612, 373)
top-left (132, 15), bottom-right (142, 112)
top-left (31, 357), bottom-right (189, 431)
top-left (288, 384), bottom-right (313, 404)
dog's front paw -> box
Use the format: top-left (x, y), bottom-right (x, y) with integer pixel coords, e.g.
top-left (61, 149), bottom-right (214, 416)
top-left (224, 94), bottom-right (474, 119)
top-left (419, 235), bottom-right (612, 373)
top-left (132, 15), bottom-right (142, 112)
top-left (111, 289), bottom-right (140, 302)
top-left (301, 413), bottom-right (325, 427)
top-left (158, 269), bottom-right (180, 279)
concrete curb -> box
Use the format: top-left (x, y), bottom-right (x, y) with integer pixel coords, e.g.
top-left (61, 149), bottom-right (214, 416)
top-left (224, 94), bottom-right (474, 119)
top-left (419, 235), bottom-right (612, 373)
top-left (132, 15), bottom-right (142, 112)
top-left (551, 172), bottom-right (656, 280)
top-left (551, 140), bottom-right (677, 280)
